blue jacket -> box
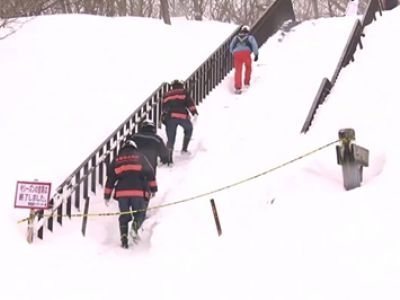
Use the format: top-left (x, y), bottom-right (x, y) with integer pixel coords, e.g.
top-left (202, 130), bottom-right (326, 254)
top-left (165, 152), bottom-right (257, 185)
top-left (229, 33), bottom-right (259, 55)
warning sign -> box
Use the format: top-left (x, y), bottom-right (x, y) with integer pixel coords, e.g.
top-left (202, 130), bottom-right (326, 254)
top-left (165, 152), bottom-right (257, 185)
top-left (14, 181), bottom-right (52, 209)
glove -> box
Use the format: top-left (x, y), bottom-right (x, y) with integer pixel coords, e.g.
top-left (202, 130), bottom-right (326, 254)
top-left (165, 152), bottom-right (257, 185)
top-left (254, 54), bottom-right (258, 62)
top-left (191, 111), bottom-right (199, 123)
top-left (161, 112), bottom-right (169, 125)
top-left (145, 191), bottom-right (156, 200)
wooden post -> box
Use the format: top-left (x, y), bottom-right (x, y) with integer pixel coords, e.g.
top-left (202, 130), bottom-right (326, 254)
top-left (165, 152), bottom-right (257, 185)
top-left (26, 209), bottom-right (35, 244)
top-left (26, 178), bottom-right (39, 243)
top-left (336, 128), bottom-right (369, 191)
top-left (210, 199), bottom-right (222, 236)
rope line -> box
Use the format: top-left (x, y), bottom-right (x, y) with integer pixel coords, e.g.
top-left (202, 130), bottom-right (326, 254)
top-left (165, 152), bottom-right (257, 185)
top-left (17, 139), bottom-right (339, 224)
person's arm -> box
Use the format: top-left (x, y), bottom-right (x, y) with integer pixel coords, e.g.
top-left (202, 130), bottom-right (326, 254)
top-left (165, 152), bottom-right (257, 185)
top-left (157, 136), bottom-right (171, 164)
top-left (141, 155), bottom-right (158, 194)
top-left (249, 35), bottom-right (259, 56)
top-left (104, 160), bottom-right (117, 203)
top-left (229, 36), bottom-right (238, 53)
top-left (186, 92), bottom-right (198, 116)
top-left (161, 96), bottom-right (171, 124)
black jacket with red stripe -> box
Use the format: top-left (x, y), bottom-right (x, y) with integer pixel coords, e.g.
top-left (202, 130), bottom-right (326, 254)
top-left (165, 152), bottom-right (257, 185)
top-left (104, 146), bottom-right (157, 200)
top-left (162, 88), bottom-right (198, 120)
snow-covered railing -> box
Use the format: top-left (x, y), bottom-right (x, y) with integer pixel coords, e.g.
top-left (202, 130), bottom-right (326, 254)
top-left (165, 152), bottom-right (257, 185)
top-left (301, 0), bottom-right (382, 134)
top-left (35, 82), bottom-right (169, 239)
top-left (330, 20), bottom-right (364, 85)
top-left (362, 0), bottom-right (383, 27)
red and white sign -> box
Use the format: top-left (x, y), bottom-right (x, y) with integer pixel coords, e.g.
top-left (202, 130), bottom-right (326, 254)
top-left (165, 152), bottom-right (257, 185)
top-left (14, 181), bottom-right (52, 209)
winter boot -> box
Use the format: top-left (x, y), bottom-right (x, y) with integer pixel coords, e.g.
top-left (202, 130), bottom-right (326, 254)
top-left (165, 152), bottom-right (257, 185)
top-left (119, 224), bottom-right (129, 248)
top-left (181, 136), bottom-right (191, 153)
top-left (130, 220), bottom-right (142, 244)
top-left (168, 148), bottom-right (174, 165)
top-left (121, 234), bottom-right (129, 249)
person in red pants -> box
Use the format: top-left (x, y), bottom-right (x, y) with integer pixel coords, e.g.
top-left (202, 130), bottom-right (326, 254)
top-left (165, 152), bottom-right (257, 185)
top-left (229, 25), bottom-right (259, 94)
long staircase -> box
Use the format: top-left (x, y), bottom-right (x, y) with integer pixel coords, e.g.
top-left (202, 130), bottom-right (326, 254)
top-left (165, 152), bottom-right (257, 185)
top-left (31, 0), bottom-right (296, 240)
top-left (30, 0), bottom-right (383, 241)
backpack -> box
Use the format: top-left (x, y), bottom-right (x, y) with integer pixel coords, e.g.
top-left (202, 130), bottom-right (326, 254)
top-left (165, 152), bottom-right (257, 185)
top-left (233, 34), bottom-right (253, 51)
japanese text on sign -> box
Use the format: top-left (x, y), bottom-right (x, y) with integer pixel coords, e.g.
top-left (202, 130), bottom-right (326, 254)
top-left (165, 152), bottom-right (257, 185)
top-left (14, 181), bottom-right (52, 209)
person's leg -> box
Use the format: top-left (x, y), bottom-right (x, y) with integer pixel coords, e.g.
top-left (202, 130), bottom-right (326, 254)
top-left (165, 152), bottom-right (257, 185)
top-left (117, 198), bottom-right (133, 248)
top-left (130, 197), bottom-right (147, 241)
top-left (180, 119), bottom-right (193, 152)
top-left (165, 119), bottom-right (178, 149)
top-left (233, 52), bottom-right (243, 91)
top-left (165, 119), bottom-right (179, 162)
top-left (243, 51), bottom-right (252, 86)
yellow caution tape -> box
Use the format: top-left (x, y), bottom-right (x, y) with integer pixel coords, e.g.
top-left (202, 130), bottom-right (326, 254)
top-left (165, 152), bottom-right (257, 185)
top-left (17, 139), bottom-right (339, 224)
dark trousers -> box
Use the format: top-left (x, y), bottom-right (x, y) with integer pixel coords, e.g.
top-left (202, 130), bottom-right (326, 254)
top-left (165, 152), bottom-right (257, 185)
top-left (384, 0), bottom-right (398, 10)
top-left (117, 196), bottom-right (147, 236)
top-left (165, 118), bottom-right (193, 150)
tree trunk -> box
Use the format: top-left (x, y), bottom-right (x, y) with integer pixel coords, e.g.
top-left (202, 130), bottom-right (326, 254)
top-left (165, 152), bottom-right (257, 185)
top-left (327, 0), bottom-right (333, 16)
top-left (105, 0), bottom-right (116, 16)
top-left (193, 0), bottom-right (202, 20)
top-left (160, 0), bottom-right (171, 25)
top-left (311, 0), bottom-right (319, 18)
top-left (117, 0), bottom-right (127, 16)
